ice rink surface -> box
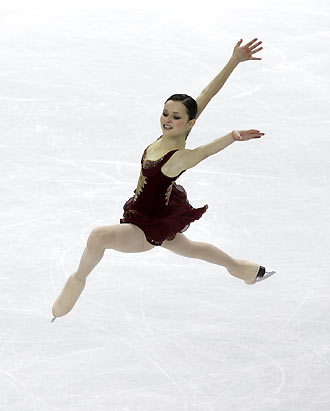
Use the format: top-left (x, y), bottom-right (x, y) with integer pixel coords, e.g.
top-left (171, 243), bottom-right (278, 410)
top-left (1, 0), bottom-right (330, 409)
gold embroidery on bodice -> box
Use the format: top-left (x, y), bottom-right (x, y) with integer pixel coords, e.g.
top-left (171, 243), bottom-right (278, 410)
top-left (133, 146), bottom-right (176, 204)
top-left (133, 171), bottom-right (147, 202)
top-left (143, 156), bottom-right (165, 169)
top-left (133, 169), bottom-right (175, 206)
top-left (165, 181), bottom-right (174, 206)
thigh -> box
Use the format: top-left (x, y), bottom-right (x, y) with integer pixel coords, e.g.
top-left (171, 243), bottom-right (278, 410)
top-left (161, 232), bottom-right (196, 257)
top-left (92, 223), bottom-right (155, 253)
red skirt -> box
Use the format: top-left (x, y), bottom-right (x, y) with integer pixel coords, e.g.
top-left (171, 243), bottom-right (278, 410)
top-left (120, 184), bottom-right (208, 246)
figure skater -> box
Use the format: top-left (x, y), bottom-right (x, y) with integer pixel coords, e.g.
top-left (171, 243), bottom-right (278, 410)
top-left (51, 37), bottom-right (275, 322)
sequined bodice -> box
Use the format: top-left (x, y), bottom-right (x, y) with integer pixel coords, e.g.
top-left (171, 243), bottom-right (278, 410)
top-left (131, 143), bottom-right (186, 217)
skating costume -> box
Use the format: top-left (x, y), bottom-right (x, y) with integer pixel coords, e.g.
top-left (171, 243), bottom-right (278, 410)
top-left (120, 142), bottom-right (208, 245)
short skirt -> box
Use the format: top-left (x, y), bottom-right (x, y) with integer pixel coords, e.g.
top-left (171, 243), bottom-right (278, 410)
top-left (120, 183), bottom-right (208, 246)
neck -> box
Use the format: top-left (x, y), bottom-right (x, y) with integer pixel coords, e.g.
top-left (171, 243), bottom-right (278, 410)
top-left (160, 133), bottom-right (186, 149)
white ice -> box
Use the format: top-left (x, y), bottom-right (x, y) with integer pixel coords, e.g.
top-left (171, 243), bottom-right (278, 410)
top-left (1, 0), bottom-right (330, 410)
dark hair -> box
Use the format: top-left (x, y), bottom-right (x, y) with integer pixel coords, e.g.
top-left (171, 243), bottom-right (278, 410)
top-left (164, 94), bottom-right (197, 140)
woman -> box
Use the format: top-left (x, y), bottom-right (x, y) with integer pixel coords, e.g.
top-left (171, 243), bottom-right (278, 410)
top-left (52, 37), bottom-right (275, 322)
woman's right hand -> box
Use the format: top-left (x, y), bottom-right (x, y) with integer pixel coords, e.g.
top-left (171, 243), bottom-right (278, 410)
top-left (232, 129), bottom-right (265, 141)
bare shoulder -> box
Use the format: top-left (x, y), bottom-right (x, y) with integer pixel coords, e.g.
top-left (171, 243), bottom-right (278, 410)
top-left (162, 148), bottom-right (206, 177)
top-left (161, 149), bottom-right (188, 178)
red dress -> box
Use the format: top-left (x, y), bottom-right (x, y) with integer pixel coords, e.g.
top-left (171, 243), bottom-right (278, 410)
top-left (120, 142), bottom-right (208, 246)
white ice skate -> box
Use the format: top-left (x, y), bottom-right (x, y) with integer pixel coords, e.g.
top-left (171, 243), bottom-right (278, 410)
top-left (51, 274), bottom-right (86, 322)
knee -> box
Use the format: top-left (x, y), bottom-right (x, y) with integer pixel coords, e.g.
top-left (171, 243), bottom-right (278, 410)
top-left (87, 227), bottom-right (110, 248)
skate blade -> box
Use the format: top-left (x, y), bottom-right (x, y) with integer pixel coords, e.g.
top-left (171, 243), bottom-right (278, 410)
top-left (51, 317), bottom-right (57, 323)
top-left (255, 270), bottom-right (276, 282)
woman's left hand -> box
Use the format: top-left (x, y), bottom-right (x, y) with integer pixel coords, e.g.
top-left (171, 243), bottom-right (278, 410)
top-left (232, 129), bottom-right (265, 141)
top-left (232, 38), bottom-right (263, 63)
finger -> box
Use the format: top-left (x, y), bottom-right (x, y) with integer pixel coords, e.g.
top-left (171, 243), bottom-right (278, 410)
top-left (250, 57), bottom-right (262, 60)
top-left (251, 47), bottom-right (263, 54)
top-left (250, 131), bottom-right (264, 136)
top-left (245, 37), bottom-right (258, 47)
top-left (250, 41), bottom-right (262, 50)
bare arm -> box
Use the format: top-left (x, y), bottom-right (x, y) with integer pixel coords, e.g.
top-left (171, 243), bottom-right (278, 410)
top-left (200, 132), bottom-right (238, 156)
top-left (195, 38), bottom-right (263, 120)
top-left (195, 56), bottom-right (239, 120)
top-left (169, 134), bottom-right (233, 175)
top-left (175, 129), bottom-right (265, 173)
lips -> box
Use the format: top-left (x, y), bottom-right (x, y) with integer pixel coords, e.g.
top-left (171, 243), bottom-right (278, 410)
top-left (164, 124), bottom-right (172, 129)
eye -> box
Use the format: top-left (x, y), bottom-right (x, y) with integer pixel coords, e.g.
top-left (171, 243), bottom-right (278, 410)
top-left (163, 112), bottom-right (181, 120)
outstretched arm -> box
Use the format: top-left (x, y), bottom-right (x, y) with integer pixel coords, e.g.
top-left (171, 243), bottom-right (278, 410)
top-left (195, 38), bottom-right (263, 120)
top-left (173, 129), bottom-right (265, 175)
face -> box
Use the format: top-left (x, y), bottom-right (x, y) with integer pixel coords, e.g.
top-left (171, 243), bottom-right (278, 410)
top-left (160, 100), bottom-right (195, 137)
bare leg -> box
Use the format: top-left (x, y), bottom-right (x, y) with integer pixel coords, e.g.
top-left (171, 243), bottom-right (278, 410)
top-left (161, 233), bottom-right (260, 284)
top-left (75, 243), bottom-right (105, 281)
top-left (52, 224), bottom-right (155, 319)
